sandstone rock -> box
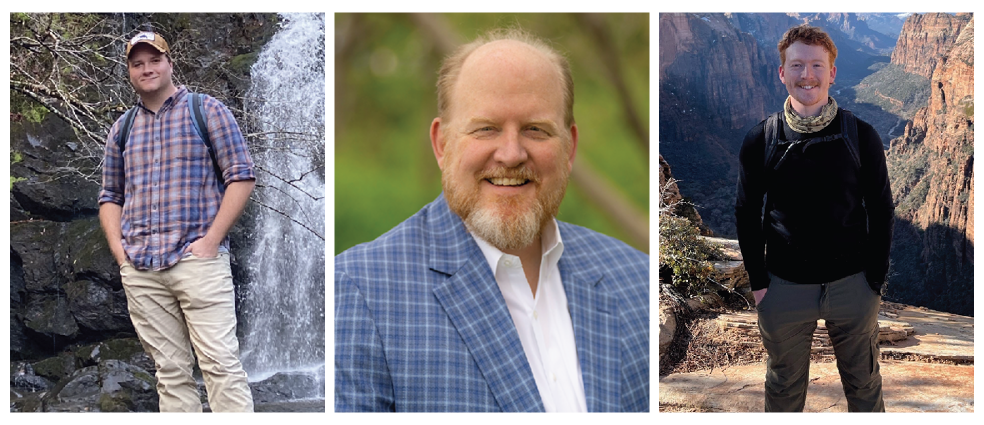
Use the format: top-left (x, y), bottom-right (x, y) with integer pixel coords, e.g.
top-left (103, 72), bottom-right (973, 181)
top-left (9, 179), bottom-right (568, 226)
top-left (891, 13), bottom-right (971, 79)
top-left (715, 309), bottom-right (917, 357)
top-left (886, 16), bottom-right (973, 316)
top-left (659, 303), bottom-right (677, 358)
top-left (701, 237), bottom-right (742, 261)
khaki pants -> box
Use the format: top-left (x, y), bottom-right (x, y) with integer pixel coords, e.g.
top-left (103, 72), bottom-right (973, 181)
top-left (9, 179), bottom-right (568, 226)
top-left (121, 253), bottom-right (254, 412)
top-left (756, 272), bottom-right (884, 412)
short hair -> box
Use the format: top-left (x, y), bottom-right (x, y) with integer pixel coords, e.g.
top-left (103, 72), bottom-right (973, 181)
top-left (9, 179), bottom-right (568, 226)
top-left (436, 28), bottom-right (575, 129)
top-left (777, 24), bottom-right (837, 66)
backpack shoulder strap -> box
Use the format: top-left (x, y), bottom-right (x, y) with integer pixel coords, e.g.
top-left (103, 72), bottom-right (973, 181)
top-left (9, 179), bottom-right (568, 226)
top-left (116, 106), bottom-right (139, 154)
top-left (763, 112), bottom-right (782, 170)
top-left (839, 108), bottom-right (862, 170)
top-left (188, 93), bottom-right (225, 186)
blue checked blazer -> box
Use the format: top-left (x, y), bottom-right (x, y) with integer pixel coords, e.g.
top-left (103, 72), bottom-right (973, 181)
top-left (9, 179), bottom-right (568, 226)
top-left (335, 194), bottom-right (650, 412)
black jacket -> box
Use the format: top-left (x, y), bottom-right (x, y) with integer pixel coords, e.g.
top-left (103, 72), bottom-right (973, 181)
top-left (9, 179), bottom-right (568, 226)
top-left (735, 109), bottom-right (894, 292)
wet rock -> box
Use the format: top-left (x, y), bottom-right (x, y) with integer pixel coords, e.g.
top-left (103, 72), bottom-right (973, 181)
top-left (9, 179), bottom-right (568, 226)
top-left (10, 217), bottom-right (132, 355)
top-left (9, 116), bottom-right (101, 222)
top-left (79, 338), bottom-right (155, 373)
top-left (30, 353), bottom-right (77, 383)
top-left (64, 280), bottom-right (131, 332)
top-left (41, 360), bottom-right (158, 412)
top-left (250, 371), bottom-right (324, 404)
top-left (23, 294), bottom-right (79, 341)
top-left (10, 361), bottom-right (52, 392)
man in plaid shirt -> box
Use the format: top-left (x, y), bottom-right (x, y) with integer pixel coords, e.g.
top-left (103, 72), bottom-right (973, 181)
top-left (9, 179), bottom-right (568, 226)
top-left (98, 31), bottom-right (256, 412)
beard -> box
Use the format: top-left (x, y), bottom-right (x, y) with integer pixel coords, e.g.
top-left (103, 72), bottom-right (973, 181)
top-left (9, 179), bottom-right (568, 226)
top-left (443, 148), bottom-right (570, 252)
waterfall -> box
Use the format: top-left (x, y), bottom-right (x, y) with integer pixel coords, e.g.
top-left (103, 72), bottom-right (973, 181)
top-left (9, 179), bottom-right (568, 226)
top-left (240, 12), bottom-right (325, 398)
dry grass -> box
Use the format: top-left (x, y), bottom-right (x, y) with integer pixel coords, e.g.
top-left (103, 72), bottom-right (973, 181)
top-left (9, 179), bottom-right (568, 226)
top-left (659, 307), bottom-right (839, 376)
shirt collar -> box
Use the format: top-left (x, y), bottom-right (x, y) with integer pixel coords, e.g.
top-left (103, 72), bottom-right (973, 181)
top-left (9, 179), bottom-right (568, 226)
top-left (471, 218), bottom-right (565, 277)
top-left (136, 85), bottom-right (187, 113)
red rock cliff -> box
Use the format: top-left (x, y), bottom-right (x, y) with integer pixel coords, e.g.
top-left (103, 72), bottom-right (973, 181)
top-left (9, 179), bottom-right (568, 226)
top-left (885, 16), bottom-right (973, 315)
top-left (891, 13), bottom-right (971, 79)
top-left (891, 17), bottom-right (973, 261)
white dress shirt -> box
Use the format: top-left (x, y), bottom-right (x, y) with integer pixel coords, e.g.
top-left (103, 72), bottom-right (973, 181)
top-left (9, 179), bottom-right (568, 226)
top-left (471, 219), bottom-right (588, 412)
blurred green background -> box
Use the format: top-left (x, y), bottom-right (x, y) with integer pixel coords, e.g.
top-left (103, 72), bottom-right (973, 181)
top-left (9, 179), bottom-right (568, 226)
top-left (335, 13), bottom-right (649, 255)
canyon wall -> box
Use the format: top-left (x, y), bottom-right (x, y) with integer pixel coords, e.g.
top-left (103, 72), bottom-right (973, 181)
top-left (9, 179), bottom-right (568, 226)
top-left (886, 16), bottom-right (974, 315)
top-left (891, 13), bottom-right (972, 78)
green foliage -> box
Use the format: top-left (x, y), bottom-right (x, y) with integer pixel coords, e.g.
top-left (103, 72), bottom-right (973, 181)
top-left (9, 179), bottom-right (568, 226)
top-left (658, 215), bottom-right (722, 296)
top-left (963, 103), bottom-right (973, 118)
top-left (10, 150), bottom-right (25, 190)
top-left (10, 176), bottom-right (26, 190)
top-left (11, 12), bottom-right (30, 24)
top-left (229, 52), bottom-right (259, 74)
top-left (11, 92), bottom-right (50, 124)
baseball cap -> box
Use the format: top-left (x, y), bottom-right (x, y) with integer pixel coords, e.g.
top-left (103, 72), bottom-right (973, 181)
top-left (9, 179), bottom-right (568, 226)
top-left (126, 31), bottom-right (170, 58)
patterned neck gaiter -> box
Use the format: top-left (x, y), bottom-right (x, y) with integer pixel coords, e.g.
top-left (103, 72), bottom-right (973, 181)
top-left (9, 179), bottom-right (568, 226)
top-left (783, 96), bottom-right (838, 134)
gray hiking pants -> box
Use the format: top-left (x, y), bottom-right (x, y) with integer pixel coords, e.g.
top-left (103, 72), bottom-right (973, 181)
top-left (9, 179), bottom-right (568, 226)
top-left (756, 271), bottom-right (885, 412)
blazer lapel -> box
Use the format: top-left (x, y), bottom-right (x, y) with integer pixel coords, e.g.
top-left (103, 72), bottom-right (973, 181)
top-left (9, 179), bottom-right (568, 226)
top-left (559, 247), bottom-right (620, 412)
top-left (427, 195), bottom-right (544, 412)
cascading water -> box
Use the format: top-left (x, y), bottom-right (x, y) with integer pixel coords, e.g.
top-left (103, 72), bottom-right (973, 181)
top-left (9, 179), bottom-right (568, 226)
top-left (240, 13), bottom-right (325, 399)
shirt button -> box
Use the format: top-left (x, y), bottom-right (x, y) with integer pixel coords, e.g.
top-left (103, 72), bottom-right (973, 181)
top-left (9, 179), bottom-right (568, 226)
top-left (504, 259), bottom-right (513, 267)
top-left (552, 373), bottom-right (557, 382)
top-left (533, 311), bottom-right (538, 320)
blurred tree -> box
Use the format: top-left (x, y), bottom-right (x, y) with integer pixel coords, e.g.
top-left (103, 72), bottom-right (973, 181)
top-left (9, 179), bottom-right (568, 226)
top-left (335, 13), bottom-right (650, 254)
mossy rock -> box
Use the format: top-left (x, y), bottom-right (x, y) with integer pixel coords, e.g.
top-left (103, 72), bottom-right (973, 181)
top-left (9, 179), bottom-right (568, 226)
top-left (98, 392), bottom-right (130, 412)
top-left (98, 338), bottom-right (146, 362)
top-left (229, 52), bottom-right (260, 74)
top-left (31, 353), bottom-right (76, 382)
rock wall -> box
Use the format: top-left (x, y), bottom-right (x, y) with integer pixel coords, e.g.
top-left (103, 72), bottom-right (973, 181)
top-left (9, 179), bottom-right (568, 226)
top-left (891, 13), bottom-right (971, 79)
top-left (886, 17), bottom-right (974, 316)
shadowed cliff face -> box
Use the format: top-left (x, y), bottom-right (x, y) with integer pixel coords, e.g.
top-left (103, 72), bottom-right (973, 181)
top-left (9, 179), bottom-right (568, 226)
top-left (658, 13), bottom-right (787, 236)
top-left (886, 16), bottom-right (974, 316)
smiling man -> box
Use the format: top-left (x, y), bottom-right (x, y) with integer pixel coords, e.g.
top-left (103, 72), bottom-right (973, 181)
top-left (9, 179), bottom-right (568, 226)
top-left (735, 24), bottom-right (894, 412)
top-left (98, 31), bottom-right (256, 412)
top-left (334, 28), bottom-right (649, 412)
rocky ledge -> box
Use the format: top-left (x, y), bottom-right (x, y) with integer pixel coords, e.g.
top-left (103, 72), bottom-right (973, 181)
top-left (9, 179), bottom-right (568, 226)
top-left (658, 237), bottom-right (974, 412)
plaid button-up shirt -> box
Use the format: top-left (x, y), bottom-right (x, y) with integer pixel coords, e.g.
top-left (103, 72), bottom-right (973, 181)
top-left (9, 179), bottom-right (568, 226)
top-left (99, 87), bottom-right (255, 271)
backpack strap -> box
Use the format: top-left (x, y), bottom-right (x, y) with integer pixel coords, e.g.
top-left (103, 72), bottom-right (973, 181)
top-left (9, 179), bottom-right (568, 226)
top-left (839, 108), bottom-right (862, 171)
top-left (763, 112), bottom-right (782, 170)
top-left (188, 93), bottom-right (226, 187)
top-left (115, 106), bottom-right (139, 153)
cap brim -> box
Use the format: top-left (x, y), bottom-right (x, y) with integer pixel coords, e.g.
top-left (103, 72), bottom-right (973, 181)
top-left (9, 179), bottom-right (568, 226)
top-left (126, 41), bottom-right (168, 58)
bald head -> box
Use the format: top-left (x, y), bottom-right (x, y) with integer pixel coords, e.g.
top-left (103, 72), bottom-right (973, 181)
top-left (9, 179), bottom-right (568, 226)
top-left (436, 28), bottom-right (575, 131)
